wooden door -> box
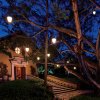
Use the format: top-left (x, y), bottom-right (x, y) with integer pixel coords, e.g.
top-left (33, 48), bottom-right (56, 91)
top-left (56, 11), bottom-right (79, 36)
top-left (14, 67), bottom-right (26, 80)
top-left (14, 66), bottom-right (16, 80)
top-left (21, 67), bottom-right (26, 79)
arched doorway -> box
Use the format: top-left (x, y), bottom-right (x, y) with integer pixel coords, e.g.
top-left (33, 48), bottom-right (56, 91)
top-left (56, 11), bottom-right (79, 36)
top-left (10, 57), bottom-right (27, 80)
top-left (14, 66), bottom-right (26, 80)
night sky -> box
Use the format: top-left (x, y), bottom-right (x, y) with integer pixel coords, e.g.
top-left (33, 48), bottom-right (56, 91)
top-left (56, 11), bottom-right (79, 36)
top-left (0, 0), bottom-right (100, 39)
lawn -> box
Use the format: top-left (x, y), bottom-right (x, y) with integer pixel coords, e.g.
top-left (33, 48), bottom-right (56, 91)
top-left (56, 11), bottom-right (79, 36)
top-left (0, 79), bottom-right (53, 100)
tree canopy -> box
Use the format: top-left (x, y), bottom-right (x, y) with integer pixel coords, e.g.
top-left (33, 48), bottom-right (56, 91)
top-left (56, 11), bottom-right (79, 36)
top-left (0, 0), bottom-right (100, 91)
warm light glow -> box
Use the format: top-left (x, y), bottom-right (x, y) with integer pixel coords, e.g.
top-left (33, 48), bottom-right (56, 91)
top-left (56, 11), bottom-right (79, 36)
top-left (25, 47), bottom-right (29, 52)
top-left (7, 16), bottom-right (13, 23)
top-left (56, 64), bottom-right (60, 68)
top-left (37, 57), bottom-right (40, 61)
top-left (93, 10), bottom-right (96, 15)
top-left (47, 53), bottom-right (50, 57)
top-left (67, 61), bottom-right (70, 63)
top-left (52, 38), bottom-right (57, 44)
top-left (15, 47), bottom-right (20, 54)
top-left (26, 61), bottom-right (28, 65)
top-left (73, 67), bottom-right (77, 70)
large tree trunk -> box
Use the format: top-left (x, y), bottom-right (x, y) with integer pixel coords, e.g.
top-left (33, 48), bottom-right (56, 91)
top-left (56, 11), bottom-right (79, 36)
top-left (71, 0), bottom-right (100, 90)
top-left (71, 0), bottom-right (82, 46)
top-left (96, 31), bottom-right (100, 83)
top-left (64, 66), bottom-right (89, 85)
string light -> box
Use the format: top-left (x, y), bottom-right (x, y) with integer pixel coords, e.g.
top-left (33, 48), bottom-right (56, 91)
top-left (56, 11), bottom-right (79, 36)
top-left (52, 38), bottom-right (57, 44)
top-left (67, 61), bottom-right (70, 64)
top-left (73, 67), bottom-right (77, 70)
top-left (56, 64), bottom-right (60, 68)
top-left (7, 16), bottom-right (13, 23)
top-left (93, 10), bottom-right (96, 15)
top-left (37, 57), bottom-right (40, 61)
top-left (25, 47), bottom-right (29, 52)
top-left (47, 53), bottom-right (50, 57)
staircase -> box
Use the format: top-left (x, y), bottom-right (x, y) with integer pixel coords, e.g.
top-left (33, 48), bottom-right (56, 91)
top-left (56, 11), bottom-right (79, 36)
top-left (28, 75), bottom-right (92, 100)
top-left (49, 82), bottom-right (76, 94)
top-left (47, 75), bottom-right (77, 99)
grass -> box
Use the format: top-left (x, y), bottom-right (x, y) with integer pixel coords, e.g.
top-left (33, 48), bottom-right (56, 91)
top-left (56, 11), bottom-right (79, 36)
top-left (0, 79), bottom-right (53, 100)
top-left (70, 94), bottom-right (100, 100)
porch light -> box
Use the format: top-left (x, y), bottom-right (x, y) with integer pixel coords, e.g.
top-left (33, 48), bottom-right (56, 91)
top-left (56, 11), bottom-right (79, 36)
top-left (15, 47), bottom-right (20, 54)
top-left (7, 16), bottom-right (13, 23)
top-left (25, 47), bottom-right (29, 52)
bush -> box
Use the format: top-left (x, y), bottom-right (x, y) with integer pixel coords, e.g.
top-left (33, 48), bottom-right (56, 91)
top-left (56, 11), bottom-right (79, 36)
top-left (0, 80), bottom-right (53, 100)
top-left (70, 95), bottom-right (100, 100)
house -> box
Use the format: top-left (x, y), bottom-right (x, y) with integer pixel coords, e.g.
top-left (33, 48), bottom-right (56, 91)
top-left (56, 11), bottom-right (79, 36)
top-left (0, 49), bottom-right (37, 80)
top-left (0, 33), bottom-right (38, 80)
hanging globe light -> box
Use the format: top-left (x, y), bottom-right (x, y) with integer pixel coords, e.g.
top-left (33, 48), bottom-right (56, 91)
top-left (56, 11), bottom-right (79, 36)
top-left (7, 16), bottom-right (13, 23)
top-left (52, 38), bottom-right (57, 44)
top-left (25, 47), bottom-right (29, 52)
top-left (37, 57), bottom-right (40, 61)
top-left (47, 53), bottom-right (50, 57)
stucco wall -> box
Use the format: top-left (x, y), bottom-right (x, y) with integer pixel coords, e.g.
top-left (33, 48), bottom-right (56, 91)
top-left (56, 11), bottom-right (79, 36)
top-left (0, 50), bottom-right (37, 78)
top-left (0, 53), bottom-right (11, 75)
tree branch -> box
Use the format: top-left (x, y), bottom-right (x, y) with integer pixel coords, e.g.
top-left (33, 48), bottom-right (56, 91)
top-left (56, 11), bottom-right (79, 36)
top-left (49, 24), bottom-right (77, 38)
top-left (64, 66), bottom-right (89, 85)
top-left (89, 0), bottom-right (100, 9)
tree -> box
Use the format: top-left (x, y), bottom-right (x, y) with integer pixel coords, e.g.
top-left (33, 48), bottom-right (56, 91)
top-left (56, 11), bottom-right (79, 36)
top-left (0, 0), bottom-right (100, 91)
top-left (0, 62), bottom-right (8, 81)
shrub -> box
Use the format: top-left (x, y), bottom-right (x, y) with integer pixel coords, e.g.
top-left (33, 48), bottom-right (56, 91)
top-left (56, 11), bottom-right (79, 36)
top-left (0, 80), bottom-right (53, 100)
top-left (70, 95), bottom-right (100, 100)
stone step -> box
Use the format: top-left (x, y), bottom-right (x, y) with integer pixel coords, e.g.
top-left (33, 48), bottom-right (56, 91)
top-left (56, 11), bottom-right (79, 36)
top-left (53, 88), bottom-right (76, 94)
top-left (48, 81), bottom-right (75, 89)
top-left (52, 86), bottom-right (71, 90)
top-left (47, 75), bottom-right (77, 88)
top-left (55, 90), bottom-right (93, 100)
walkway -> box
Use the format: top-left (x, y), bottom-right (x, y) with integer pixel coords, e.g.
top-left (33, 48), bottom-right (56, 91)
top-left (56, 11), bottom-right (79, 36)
top-left (47, 75), bottom-right (92, 100)
top-left (54, 90), bottom-right (92, 100)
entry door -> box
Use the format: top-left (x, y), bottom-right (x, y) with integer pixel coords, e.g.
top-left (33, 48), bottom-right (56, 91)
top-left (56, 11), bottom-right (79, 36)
top-left (21, 67), bottom-right (26, 79)
top-left (14, 67), bottom-right (26, 80)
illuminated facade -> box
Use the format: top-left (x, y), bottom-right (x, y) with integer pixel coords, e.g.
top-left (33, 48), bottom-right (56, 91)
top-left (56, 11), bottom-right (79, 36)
top-left (0, 50), bottom-right (37, 80)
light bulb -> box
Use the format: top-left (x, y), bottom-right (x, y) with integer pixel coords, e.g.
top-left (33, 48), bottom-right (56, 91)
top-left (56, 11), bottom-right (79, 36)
top-left (25, 47), bottom-right (29, 52)
top-left (47, 53), bottom-right (50, 57)
top-left (93, 10), bottom-right (96, 15)
top-left (7, 16), bottom-right (13, 23)
top-left (52, 38), bottom-right (57, 44)
top-left (15, 47), bottom-right (20, 54)
top-left (37, 57), bottom-right (40, 61)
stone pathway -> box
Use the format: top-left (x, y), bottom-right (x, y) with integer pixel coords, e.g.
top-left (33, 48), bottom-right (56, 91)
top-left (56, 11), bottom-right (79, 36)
top-left (47, 75), bottom-right (93, 100)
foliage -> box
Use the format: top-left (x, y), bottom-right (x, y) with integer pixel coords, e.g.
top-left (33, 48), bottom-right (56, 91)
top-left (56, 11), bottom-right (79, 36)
top-left (0, 40), bottom-right (12, 57)
top-left (37, 64), bottom-right (54, 75)
top-left (0, 0), bottom-right (100, 90)
top-left (0, 62), bottom-right (8, 78)
top-left (0, 80), bottom-right (54, 100)
top-left (70, 94), bottom-right (100, 100)
top-left (30, 66), bottom-right (36, 76)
